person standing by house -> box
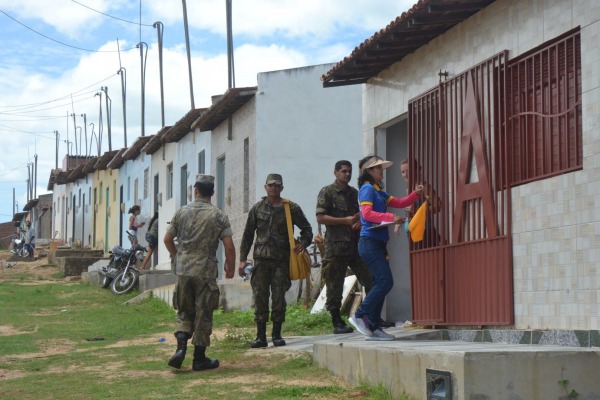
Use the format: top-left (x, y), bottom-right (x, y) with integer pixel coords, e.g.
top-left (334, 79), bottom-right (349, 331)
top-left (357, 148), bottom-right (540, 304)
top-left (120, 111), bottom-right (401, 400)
top-left (139, 211), bottom-right (159, 271)
top-left (127, 205), bottom-right (145, 247)
top-left (239, 173), bottom-right (313, 348)
top-left (316, 160), bottom-right (372, 334)
top-left (349, 155), bottom-right (422, 341)
top-left (24, 220), bottom-right (36, 258)
top-left (164, 175), bottom-right (235, 371)
top-left (397, 159), bottom-right (442, 247)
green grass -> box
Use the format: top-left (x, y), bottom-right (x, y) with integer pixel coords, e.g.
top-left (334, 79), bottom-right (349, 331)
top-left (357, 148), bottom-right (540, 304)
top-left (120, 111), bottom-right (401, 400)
top-left (0, 280), bottom-right (396, 400)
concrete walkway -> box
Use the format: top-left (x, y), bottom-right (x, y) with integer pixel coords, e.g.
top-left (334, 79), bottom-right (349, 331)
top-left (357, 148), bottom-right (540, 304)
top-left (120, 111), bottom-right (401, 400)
top-left (277, 326), bottom-right (600, 400)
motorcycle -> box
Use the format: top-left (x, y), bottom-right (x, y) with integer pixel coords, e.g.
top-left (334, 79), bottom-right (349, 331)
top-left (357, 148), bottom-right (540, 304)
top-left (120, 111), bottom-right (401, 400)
top-left (99, 244), bottom-right (146, 295)
top-left (11, 237), bottom-right (28, 257)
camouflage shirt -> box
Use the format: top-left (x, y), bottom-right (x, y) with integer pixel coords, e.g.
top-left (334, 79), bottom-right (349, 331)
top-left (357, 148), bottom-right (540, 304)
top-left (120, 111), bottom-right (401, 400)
top-left (240, 197), bottom-right (313, 262)
top-left (167, 198), bottom-right (233, 278)
top-left (315, 181), bottom-right (360, 256)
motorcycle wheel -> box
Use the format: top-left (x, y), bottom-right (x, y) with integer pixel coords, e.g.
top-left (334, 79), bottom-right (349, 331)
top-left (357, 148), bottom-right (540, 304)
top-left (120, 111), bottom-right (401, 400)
top-left (18, 247), bottom-right (28, 257)
top-left (110, 269), bottom-right (139, 295)
top-left (101, 274), bottom-right (112, 289)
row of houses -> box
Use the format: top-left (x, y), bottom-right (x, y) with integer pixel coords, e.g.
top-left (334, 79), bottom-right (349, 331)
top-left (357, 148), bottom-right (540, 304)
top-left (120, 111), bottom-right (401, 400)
top-left (46, 63), bottom-right (365, 273)
top-left (17, 0), bottom-right (600, 334)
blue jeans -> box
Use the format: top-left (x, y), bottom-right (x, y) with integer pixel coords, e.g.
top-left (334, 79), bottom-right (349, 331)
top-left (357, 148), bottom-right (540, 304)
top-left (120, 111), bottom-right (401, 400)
top-left (355, 237), bottom-right (393, 331)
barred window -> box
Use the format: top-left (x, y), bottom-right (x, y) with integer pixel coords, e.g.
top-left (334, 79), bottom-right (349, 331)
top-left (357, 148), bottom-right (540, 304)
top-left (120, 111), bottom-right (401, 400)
top-left (506, 29), bottom-right (582, 185)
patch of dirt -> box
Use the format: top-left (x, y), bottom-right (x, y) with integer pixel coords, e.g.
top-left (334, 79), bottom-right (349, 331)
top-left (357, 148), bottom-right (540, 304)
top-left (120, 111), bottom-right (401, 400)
top-left (0, 325), bottom-right (39, 336)
top-left (0, 250), bottom-right (61, 282)
top-left (0, 369), bottom-right (27, 381)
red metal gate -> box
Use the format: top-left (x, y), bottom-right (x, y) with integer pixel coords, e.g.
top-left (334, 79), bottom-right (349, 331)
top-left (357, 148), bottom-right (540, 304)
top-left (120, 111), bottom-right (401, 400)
top-left (408, 51), bottom-right (513, 326)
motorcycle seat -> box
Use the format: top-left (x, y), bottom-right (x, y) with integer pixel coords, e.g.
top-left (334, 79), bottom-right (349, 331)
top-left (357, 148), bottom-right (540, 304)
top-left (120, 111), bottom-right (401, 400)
top-left (111, 245), bottom-right (132, 257)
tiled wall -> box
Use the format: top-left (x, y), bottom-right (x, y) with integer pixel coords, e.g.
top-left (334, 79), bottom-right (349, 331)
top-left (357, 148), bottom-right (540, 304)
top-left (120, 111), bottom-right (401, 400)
top-left (363, 0), bottom-right (600, 329)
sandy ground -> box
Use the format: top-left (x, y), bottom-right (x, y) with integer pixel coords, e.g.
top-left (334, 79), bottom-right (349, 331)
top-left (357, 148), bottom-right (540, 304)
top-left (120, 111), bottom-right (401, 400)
top-left (0, 248), bottom-right (62, 282)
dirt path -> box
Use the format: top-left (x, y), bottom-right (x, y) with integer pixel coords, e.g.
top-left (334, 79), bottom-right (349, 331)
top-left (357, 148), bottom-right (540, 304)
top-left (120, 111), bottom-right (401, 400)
top-left (0, 249), bottom-right (62, 282)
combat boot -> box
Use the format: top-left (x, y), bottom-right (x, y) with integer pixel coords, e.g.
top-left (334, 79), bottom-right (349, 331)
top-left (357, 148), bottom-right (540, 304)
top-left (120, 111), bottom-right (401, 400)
top-left (192, 345), bottom-right (219, 371)
top-left (168, 331), bottom-right (189, 369)
top-left (250, 322), bottom-right (268, 348)
top-left (330, 309), bottom-right (353, 334)
top-left (271, 321), bottom-right (286, 347)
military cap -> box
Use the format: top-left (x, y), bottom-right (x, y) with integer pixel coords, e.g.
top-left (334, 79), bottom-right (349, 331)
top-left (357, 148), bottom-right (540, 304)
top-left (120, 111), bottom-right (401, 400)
top-left (196, 174), bottom-right (215, 184)
top-left (265, 173), bottom-right (283, 185)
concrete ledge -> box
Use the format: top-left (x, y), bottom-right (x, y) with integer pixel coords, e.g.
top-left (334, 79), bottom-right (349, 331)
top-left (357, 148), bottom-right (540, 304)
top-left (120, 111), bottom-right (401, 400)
top-left (311, 328), bottom-right (600, 399)
top-left (55, 256), bottom-right (107, 277)
top-left (139, 270), bottom-right (177, 292)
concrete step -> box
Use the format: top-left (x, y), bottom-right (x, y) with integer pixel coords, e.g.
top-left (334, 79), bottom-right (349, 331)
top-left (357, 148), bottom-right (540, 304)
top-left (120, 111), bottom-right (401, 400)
top-left (307, 327), bottom-right (600, 400)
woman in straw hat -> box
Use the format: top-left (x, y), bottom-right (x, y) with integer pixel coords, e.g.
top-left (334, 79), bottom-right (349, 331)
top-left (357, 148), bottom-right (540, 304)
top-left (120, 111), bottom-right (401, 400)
top-left (348, 155), bottom-right (422, 341)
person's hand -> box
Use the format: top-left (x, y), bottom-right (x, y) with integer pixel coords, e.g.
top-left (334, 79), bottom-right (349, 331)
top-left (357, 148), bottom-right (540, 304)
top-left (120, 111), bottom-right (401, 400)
top-left (404, 206), bottom-right (413, 218)
top-left (415, 184), bottom-right (424, 196)
top-left (293, 242), bottom-right (305, 254)
top-left (393, 214), bottom-right (405, 225)
top-left (239, 261), bottom-right (248, 277)
top-left (351, 212), bottom-right (360, 224)
top-left (394, 223), bottom-right (402, 236)
top-left (139, 222), bottom-right (146, 227)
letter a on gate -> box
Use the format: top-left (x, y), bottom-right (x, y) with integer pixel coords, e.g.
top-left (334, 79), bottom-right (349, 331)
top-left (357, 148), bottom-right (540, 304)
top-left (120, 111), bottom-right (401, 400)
top-left (452, 72), bottom-right (498, 243)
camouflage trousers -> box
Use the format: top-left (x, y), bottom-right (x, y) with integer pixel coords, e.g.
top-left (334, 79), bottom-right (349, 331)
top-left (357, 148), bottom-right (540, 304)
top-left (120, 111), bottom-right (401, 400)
top-left (174, 275), bottom-right (220, 347)
top-left (250, 258), bottom-right (291, 324)
top-left (321, 253), bottom-right (372, 312)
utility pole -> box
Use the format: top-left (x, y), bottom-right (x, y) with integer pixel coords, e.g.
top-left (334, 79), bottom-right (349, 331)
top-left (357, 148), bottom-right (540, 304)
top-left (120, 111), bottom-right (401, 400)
top-left (154, 21), bottom-right (166, 127)
top-left (102, 86), bottom-right (113, 151)
top-left (182, 0), bottom-right (195, 109)
top-left (54, 130), bottom-right (59, 169)
top-left (34, 154), bottom-right (37, 199)
top-left (70, 113), bottom-right (78, 156)
top-left (137, 42), bottom-right (148, 137)
top-left (117, 68), bottom-right (127, 147)
top-left (80, 114), bottom-right (88, 158)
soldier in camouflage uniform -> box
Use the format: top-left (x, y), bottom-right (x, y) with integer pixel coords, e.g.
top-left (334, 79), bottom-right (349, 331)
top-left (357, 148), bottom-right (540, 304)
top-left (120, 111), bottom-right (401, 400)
top-left (164, 174), bottom-right (235, 371)
top-left (316, 160), bottom-right (372, 334)
top-left (239, 173), bottom-right (313, 348)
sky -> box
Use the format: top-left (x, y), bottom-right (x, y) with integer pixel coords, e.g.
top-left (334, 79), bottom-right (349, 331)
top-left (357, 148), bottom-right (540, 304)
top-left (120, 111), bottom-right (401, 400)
top-left (0, 0), bottom-right (415, 223)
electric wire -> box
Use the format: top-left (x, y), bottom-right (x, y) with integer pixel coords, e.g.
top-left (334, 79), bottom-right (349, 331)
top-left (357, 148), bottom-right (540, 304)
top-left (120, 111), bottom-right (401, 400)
top-left (0, 73), bottom-right (117, 111)
top-left (71, 0), bottom-right (154, 27)
top-left (0, 9), bottom-right (138, 52)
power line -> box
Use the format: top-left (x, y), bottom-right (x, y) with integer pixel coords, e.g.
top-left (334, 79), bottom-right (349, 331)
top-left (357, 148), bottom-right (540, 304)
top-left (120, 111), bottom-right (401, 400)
top-left (0, 125), bottom-right (55, 140)
top-left (0, 74), bottom-right (116, 111)
top-left (0, 91), bottom-right (98, 116)
top-left (71, 0), bottom-right (154, 27)
top-left (0, 9), bottom-right (138, 52)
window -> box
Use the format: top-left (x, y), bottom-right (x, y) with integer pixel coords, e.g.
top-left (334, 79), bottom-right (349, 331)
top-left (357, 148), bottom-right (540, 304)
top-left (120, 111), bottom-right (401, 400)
top-left (167, 163), bottom-right (174, 199)
top-left (99, 183), bottom-right (103, 204)
top-left (127, 176), bottom-right (130, 201)
top-left (143, 168), bottom-right (149, 199)
top-left (198, 150), bottom-right (205, 174)
top-left (78, 189), bottom-right (81, 208)
top-left (88, 187), bottom-right (91, 205)
top-left (180, 164), bottom-right (188, 207)
top-left (506, 30), bottom-right (582, 185)
top-left (134, 178), bottom-right (139, 206)
top-left (113, 180), bottom-right (116, 202)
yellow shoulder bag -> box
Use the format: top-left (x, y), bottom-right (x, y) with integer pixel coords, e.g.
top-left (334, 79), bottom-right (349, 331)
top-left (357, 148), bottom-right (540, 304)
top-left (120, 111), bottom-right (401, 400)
top-left (283, 199), bottom-right (311, 280)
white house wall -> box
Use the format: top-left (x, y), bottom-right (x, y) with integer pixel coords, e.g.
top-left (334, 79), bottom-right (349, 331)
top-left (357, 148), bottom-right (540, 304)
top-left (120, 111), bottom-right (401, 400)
top-left (175, 130), bottom-right (212, 209)
top-left (362, 0), bottom-right (600, 330)
top-left (211, 99), bottom-right (256, 257)
top-left (52, 182), bottom-right (67, 243)
top-left (255, 64), bottom-right (363, 231)
top-left (71, 175), bottom-right (92, 247)
top-left (151, 142), bottom-right (177, 269)
top-left (119, 153), bottom-right (152, 248)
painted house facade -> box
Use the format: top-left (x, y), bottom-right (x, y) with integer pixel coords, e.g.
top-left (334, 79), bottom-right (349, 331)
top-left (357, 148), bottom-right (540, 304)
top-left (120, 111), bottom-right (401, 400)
top-left (323, 0), bottom-right (599, 330)
top-left (192, 64), bottom-right (363, 273)
top-left (142, 126), bottom-right (176, 269)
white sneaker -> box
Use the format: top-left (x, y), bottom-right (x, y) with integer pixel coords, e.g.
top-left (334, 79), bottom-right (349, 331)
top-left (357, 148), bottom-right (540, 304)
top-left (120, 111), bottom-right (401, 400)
top-left (349, 315), bottom-right (373, 337)
top-left (365, 328), bottom-right (395, 341)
